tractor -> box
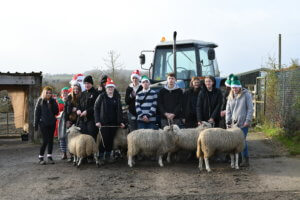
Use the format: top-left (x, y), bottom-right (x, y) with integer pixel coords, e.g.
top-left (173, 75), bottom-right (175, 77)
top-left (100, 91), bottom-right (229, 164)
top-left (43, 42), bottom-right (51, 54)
top-left (139, 32), bottom-right (224, 90)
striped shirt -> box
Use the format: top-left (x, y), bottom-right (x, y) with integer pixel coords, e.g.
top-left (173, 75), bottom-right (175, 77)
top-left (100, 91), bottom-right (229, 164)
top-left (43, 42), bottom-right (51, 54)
top-left (135, 89), bottom-right (157, 122)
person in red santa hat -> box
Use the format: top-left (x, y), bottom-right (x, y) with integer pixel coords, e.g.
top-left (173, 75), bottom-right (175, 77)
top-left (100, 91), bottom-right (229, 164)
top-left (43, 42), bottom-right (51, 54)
top-left (125, 70), bottom-right (143, 132)
top-left (94, 78), bottom-right (125, 163)
top-left (70, 73), bottom-right (85, 92)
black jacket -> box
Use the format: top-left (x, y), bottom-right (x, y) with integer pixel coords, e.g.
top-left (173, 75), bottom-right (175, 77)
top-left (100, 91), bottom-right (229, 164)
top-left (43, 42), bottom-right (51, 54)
top-left (34, 98), bottom-right (59, 128)
top-left (125, 84), bottom-right (143, 116)
top-left (221, 89), bottom-right (230, 111)
top-left (64, 94), bottom-right (78, 123)
top-left (196, 87), bottom-right (223, 122)
top-left (94, 92), bottom-right (124, 125)
top-left (183, 87), bottom-right (200, 119)
top-left (77, 87), bottom-right (99, 121)
top-left (158, 86), bottom-right (183, 119)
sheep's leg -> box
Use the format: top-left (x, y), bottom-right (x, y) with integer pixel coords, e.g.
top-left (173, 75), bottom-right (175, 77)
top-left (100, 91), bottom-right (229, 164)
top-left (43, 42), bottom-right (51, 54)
top-left (230, 154), bottom-right (235, 168)
top-left (204, 157), bottom-right (211, 172)
top-left (158, 155), bottom-right (164, 167)
top-left (73, 155), bottom-right (77, 166)
top-left (235, 153), bottom-right (239, 169)
top-left (77, 157), bottom-right (83, 168)
top-left (128, 155), bottom-right (133, 167)
top-left (167, 152), bottom-right (171, 163)
top-left (198, 157), bottom-right (203, 171)
top-left (94, 153), bottom-right (100, 167)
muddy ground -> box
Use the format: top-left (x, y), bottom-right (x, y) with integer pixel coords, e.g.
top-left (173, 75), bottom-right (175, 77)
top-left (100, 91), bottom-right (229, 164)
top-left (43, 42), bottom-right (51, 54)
top-left (0, 132), bottom-right (299, 200)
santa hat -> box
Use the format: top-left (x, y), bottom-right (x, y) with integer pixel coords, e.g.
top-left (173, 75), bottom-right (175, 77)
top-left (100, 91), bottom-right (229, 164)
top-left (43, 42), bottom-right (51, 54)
top-left (230, 75), bottom-right (242, 88)
top-left (70, 73), bottom-right (85, 91)
top-left (131, 70), bottom-right (141, 80)
top-left (225, 74), bottom-right (234, 87)
top-left (141, 75), bottom-right (150, 83)
top-left (105, 77), bottom-right (116, 88)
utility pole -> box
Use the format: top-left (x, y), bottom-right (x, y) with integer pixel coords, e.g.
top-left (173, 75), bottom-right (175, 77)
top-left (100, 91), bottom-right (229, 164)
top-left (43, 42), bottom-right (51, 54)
top-left (278, 34), bottom-right (282, 69)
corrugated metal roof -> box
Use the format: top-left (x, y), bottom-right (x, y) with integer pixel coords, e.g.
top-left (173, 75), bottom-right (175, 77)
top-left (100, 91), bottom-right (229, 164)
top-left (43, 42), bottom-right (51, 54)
top-left (236, 68), bottom-right (269, 77)
top-left (0, 71), bottom-right (42, 76)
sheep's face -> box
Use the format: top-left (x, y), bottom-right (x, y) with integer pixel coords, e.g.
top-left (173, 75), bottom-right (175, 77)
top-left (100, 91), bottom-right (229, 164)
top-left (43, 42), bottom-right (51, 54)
top-left (67, 124), bottom-right (81, 135)
top-left (163, 125), bottom-right (180, 142)
top-left (199, 121), bottom-right (212, 129)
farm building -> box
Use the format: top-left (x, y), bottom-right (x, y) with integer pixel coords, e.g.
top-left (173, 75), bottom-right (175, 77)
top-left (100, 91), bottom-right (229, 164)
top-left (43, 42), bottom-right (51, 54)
top-left (0, 72), bottom-right (42, 141)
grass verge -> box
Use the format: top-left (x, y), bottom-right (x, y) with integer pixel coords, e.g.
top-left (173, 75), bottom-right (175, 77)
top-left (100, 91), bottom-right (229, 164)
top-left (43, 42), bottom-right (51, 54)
top-left (254, 124), bottom-right (300, 155)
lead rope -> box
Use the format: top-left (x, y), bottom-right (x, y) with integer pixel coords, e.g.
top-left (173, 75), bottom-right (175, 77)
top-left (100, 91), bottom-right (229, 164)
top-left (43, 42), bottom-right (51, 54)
top-left (98, 129), bottom-right (105, 148)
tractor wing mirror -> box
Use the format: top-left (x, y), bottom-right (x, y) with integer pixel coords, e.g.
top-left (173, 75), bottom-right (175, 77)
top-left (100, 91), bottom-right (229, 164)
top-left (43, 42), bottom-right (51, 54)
top-left (139, 54), bottom-right (146, 65)
top-left (208, 48), bottom-right (215, 60)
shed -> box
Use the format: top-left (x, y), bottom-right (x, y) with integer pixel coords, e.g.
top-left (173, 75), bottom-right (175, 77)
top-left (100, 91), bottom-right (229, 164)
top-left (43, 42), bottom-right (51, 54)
top-left (0, 72), bottom-right (42, 141)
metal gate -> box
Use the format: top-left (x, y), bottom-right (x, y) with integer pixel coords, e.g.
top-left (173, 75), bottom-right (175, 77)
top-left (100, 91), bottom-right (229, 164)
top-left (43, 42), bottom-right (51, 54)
top-left (255, 76), bottom-right (266, 123)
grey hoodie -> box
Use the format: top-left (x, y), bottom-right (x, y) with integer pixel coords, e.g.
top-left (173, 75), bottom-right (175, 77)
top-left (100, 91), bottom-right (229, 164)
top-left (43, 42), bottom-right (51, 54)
top-left (226, 88), bottom-right (254, 127)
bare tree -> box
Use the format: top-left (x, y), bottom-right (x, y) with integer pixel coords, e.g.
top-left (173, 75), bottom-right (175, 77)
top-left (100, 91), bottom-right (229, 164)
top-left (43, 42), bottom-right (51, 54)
top-left (103, 50), bottom-right (123, 80)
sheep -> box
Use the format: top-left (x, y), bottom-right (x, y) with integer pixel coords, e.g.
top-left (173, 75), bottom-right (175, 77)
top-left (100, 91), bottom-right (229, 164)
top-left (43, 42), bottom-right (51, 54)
top-left (167, 121), bottom-right (212, 163)
top-left (67, 125), bottom-right (101, 168)
top-left (113, 127), bottom-right (129, 151)
top-left (127, 125), bottom-right (180, 167)
top-left (196, 127), bottom-right (245, 172)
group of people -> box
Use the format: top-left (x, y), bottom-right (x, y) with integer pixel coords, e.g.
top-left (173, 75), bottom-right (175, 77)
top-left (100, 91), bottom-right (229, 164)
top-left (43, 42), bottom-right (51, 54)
top-left (34, 70), bottom-right (253, 167)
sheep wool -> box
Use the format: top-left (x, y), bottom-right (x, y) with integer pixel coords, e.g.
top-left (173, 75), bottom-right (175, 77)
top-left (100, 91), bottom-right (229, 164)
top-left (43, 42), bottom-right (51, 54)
top-left (196, 127), bottom-right (245, 172)
top-left (167, 121), bottom-right (212, 163)
top-left (127, 125), bottom-right (180, 167)
top-left (67, 125), bottom-right (101, 168)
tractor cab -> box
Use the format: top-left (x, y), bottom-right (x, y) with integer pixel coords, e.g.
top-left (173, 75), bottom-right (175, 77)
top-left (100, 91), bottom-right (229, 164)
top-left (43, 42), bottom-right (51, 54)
top-left (139, 35), bottom-right (221, 89)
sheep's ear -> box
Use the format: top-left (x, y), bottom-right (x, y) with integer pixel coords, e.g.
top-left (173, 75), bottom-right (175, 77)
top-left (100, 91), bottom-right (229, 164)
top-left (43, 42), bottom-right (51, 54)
top-left (66, 129), bottom-right (70, 134)
top-left (75, 126), bottom-right (81, 131)
top-left (173, 125), bottom-right (180, 132)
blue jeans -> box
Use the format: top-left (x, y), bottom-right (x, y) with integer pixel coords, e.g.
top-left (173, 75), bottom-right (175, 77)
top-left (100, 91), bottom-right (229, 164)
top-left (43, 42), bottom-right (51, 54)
top-left (137, 121), bottom-right (156, 129)
top-left (241, 127), bottom-right (249, 158)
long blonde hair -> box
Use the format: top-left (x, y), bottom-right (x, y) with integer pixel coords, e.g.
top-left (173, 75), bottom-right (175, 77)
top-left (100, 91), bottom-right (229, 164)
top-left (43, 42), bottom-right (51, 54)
top-left (228, 88), bottom-right (242, 100)
top-left (40, 86), bottom-right (53, 100)
top-left (71, 84), bottom-right (82, 106)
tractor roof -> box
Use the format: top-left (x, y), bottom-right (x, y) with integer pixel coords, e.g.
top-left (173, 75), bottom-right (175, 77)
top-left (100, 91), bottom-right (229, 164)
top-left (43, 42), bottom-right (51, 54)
top-left (157, 39), bottom-right (218, 48)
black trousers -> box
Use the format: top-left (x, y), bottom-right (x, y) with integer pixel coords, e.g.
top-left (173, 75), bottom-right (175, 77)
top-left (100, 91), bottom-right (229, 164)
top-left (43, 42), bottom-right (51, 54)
top-left (78, 120), bottom-right (97, 141)
top-left (185, 114), bottom-right (198, 128)
top-left (99, 126), bottom-right (117, 153)
top-left (39, 125), bottom-right (55, 156)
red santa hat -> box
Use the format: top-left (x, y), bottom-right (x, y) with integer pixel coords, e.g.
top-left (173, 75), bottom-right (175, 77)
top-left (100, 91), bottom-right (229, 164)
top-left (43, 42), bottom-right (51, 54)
top-left (105, 77), bottom-right (116, 88)
top-left (70, 73), bottom-right (85, 91)
top-left (131, 70), bottom-right (141, 80)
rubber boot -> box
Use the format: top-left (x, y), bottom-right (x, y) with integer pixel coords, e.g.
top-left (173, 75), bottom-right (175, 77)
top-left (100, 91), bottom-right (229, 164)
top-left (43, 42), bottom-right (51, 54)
top-left (240, 157), bottom-right (249, 167)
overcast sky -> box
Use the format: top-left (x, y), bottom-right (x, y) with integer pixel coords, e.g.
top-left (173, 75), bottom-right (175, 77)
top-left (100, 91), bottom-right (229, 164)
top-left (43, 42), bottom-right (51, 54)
top-left (0, 0), bottom-right (299, 76)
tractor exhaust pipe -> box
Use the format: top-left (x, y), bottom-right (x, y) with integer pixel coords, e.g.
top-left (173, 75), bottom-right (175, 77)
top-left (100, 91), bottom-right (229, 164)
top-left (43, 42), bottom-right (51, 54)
top-left (173, 31), bottom-right (177, 78)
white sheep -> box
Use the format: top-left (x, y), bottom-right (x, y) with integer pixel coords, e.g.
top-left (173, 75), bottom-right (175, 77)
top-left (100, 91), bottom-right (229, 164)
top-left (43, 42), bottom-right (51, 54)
top-left (127, 125), bottom-right (180, 167)
top-left (113, 127), bottom-right (129, 151)
top-left (67, 125), bottom-right (101, 168)
top-left (196, 127), bottom-right (245, 172)
top-left (167, 121), bottom-right (212, 163)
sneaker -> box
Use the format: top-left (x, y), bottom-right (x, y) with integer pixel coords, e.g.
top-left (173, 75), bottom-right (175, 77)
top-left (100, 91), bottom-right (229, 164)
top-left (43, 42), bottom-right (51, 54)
top-left (47, 157), bottom-right (55, 164)
top-left (61, 153), bottom-right (67, 160)
top-left (39, 158), bottom-right (46, 165)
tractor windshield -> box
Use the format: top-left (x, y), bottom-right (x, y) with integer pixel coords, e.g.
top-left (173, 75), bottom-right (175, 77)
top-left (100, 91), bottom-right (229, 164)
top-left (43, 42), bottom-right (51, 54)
top-left (152, 45), bottom-right (216, 81)
top-left (153, 46), bottom-right (197, 81)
